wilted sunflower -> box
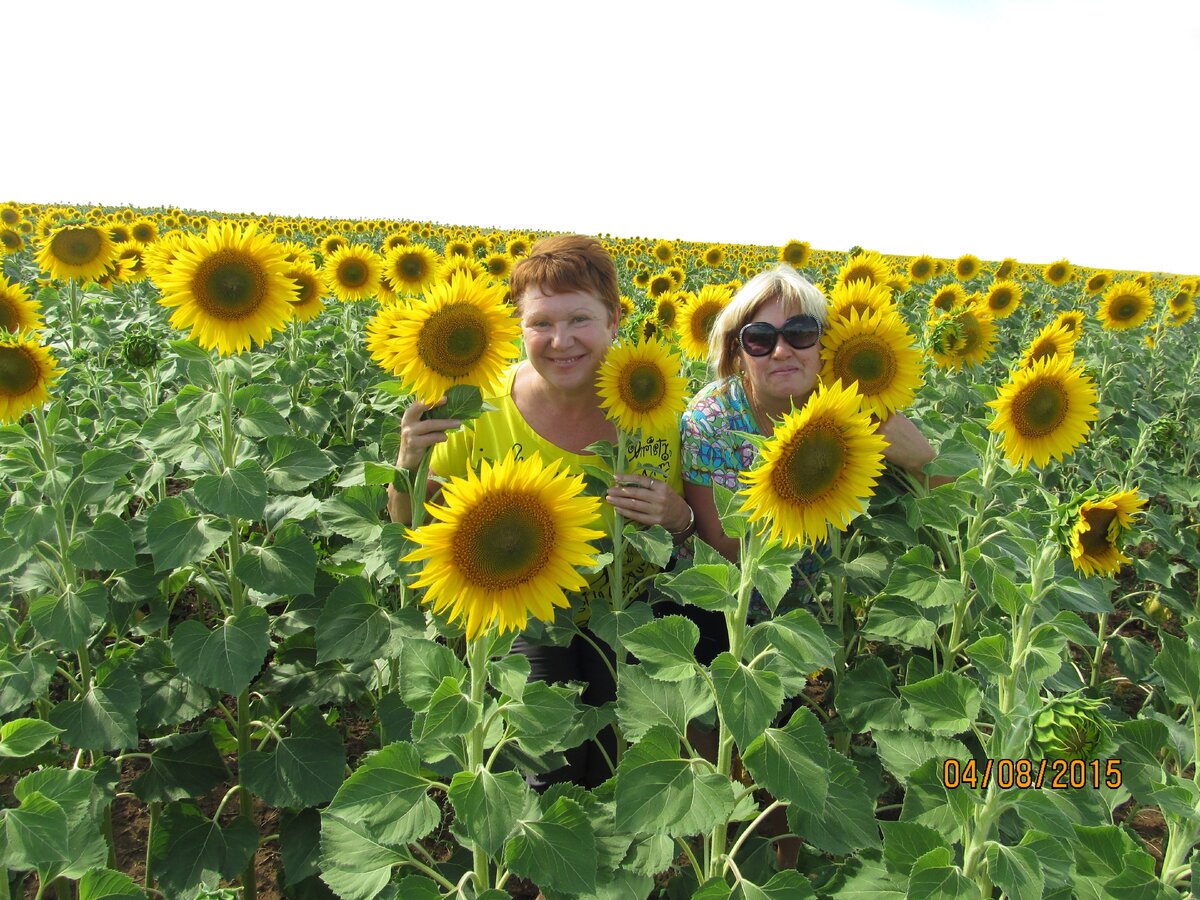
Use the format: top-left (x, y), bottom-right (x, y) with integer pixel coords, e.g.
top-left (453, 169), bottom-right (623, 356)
top-left (820, 308), bottom-right (923, 418)
top-left (1043, 259), bottom-right (1073, 286)
top-left (367, 270), bottom-right (520, 403)
top-left (36, 224), bottom-right (118, 283)
top-left (928, 303), bottom-right (996, 370)
top-left (928, 283), bottom-right (968, 316)
top-left (284, 262), bottom-right (327, 323)
top-left (836, 250), bottom-right (892, 289)
top-left (1084, 271), bottom-right (1112, 294)
top-left (155, 223), bottom-right (298, 355)
top-left (829, 278), bottom-right (894, 325)
top-left (323, 244), bottom-right (381, 302)
top-left (954, 254), bottom-right (982, 281)
top-left (779, 240), bottom-right (811, 268)
top-left (987, 355), bottom-right (1098, 469)
top-left (1067, 488), bottom-right (1147, 577)
top-left (384, 243), bottom-right (442, 296)
top-left (0, 335), bottom-right (61, 422)
top-left (596, 337), bottom-right (687, 435)
top-left (1020, 321), bottom-right (1077, 368)
top-left (907, 255), bottom-right (935, 283)
top-left (984, 279), bottom-right (1024, 318)
top-left (740, 379), bottom-right (887, 548)
top-left (0, 277), bottom-right (43, 334)
top-left (677, 284), bottom-right (733, 360)
top-left (1098, 280), bottom-right (1154, 330)
top-left (403, 451), bottom-right (604, 640)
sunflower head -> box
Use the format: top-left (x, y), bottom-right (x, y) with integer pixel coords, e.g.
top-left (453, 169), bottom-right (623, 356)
top-left (1053, 310), bottom-right (1086, 337)
top-left (1019, 321), bottom-right (1077, 369)
top-left (596, 337), bottom-right (688, 436)
top-left (1098, 280), bottom-right (1154, 331)
top-left (677, 284), bottom-right (733, 361)
top-left (1030, 694), bottom-right (1113, 760)
top-left (836, 251), bottom-right (892, 289)
top-left (1043, 259), bottom-right (1074, 286)
top-left (928, 303), bottom-right (996, 370)
top-left (704, 245), bottom-right (726, 267)
top-left (36, 224), bottom-right (118, 283)
top-left (779, 240), bottom-right (811, 268)
top-left (1, 228), bottom-right (25, 254)
top-left (986, 355), bottom-right (1098, 469)
top-left (954, 254), bottom-right (982, 281)
top-left (0, 335), bottom-right (61, 423)
top-left (1060, 487), bottom-right (1147, 577)
top-left (993, 258), bottom-right (1017, 280)
top-left (984, 279), bottom-right (1024, 318)
top-left (907, 255), bottom-right (935, 283)
top-left (820, 307), bottom-right (923, 419)
top-left (928, 283), bottom-right (967, 317)
top-left (384, 243), bottom-right (442, 296)
top-left (0, 277), bottom-right (43, 335)
top-left (323, 244), bottom-right (382, 302)
top-left (1084, 271), bottom-right (1112, 294)
top-left (828, 278), bottom-right (895, 325)
top-left (403, 451), bottom-right (605, 640)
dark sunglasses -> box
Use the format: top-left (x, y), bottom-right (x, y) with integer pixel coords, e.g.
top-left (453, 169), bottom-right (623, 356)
top-left (738, 314), bottom-right (823, 357)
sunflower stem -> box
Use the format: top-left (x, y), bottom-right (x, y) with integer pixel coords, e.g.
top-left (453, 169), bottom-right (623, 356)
top-left (609, 431), bottom-right (629, 618)
top-left (466, 635), bottom-right (491, 893)
top-left (1089, 613), bottom-right (1109, 689)
top-left (68, 277), bottom-right (81, 353)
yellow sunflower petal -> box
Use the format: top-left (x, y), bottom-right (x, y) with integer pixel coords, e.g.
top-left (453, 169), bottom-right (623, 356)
top-left (596, 337), bottom-right (688, 435)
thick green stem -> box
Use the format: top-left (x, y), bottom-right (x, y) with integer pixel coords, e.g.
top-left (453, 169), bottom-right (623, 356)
top-left (1090, 613), bottom-right (1109, 689)
top-left (467, 637), bottom-right (490, 892)
top-left (609, 432), bottom-right (629, 619)
top-left (145, 801), bottom-right (160, 889)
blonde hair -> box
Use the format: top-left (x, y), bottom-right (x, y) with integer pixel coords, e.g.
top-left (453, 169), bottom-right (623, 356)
top-left (707, 264), bottom-right (829, 379)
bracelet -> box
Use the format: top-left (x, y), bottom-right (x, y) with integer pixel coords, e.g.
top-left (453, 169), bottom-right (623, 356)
top-left (668, 505), bottom-right (696, 538)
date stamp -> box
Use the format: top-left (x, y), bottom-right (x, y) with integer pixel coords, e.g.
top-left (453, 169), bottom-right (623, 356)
top-left (942, 758), bottom-right (1123, 790)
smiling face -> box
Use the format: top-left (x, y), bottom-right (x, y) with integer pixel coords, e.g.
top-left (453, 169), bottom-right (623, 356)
top-left (739, 298), bottom-right (822, 415)
top-left (518, 286), bottom-right (618, 396)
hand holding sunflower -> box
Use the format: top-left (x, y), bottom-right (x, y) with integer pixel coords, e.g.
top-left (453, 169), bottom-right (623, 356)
top-left (396, 397), bottom-right (461, 471)
top-left (606, 473), bottom-right (692, 534)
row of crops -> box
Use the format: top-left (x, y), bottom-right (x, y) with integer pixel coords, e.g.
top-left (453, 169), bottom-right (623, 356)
top-left (0, 200), bottom-right (1197, 899)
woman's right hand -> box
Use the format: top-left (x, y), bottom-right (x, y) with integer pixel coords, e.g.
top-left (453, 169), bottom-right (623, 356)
top-left (396, 397), bottom-right (461, 473)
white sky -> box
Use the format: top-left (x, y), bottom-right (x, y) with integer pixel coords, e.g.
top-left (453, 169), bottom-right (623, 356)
top-left (8, 0), bottom-right (1199, 275)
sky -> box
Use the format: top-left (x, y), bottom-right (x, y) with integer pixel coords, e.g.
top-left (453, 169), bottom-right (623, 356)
top-left (8, 0), bottom-right (1199, 275)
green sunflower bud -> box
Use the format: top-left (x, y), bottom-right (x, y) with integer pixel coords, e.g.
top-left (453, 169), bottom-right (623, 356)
top-left (122, 332), bottom-right (161, 369)
top-left (1030, 694), bottom-right (1112, 760)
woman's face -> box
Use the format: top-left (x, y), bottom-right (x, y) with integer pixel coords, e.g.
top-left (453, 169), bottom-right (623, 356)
top-left (519, 286), bottom-right (618, 395)
top-left (738, 298), bottom-right (822, 411)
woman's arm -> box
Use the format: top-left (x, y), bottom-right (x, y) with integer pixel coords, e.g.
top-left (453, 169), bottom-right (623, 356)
top-left (385, 397), bottom-right (460, 526)
top-left (878, 412), bottom-right (954, 488)
top-left (607, 474), bottom-right (695, 543)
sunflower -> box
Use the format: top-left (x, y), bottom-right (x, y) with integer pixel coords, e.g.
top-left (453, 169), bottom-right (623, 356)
top-left (1098, 280), bottom-right (1154, 330)
top-left (779, 240), bottom-right (811, 268)
top-left (993, 258), bottom-right (1017, 280)
top-left (403, 451), bottom-right (604, 640)
top-left (1167, 296), bottom-right (1195, 326)
top-left (655, 293), bottom-right (681, 328)
top-left (284, 262), bottom-right (326, 323)
top-left (836, 250), bottom-right (892, 289)
top-left (647, 272), bottom-right (674, 299)
top-left (1084, 271), bottom-right (1112, 294)
top-left (829, 278), bottom-right (894, 325)
top-left (442, 254), bottom-right (487, 283)
top-left (113, 241), bottom-right (150, 282)
top-left (0, 335), bottom-right (61, 423)
top-left (383, 231), bottom-right (410, 252)
top-left (130, 218), bottom-right (159, 244)
top-left (740, 379), bottom-right (887, 548)
top-left (677, 284), bottom-right (732, 360)
top-left (1020, 321), bottom-right (1077, 368)
top-left (36, 224), bottom-right (117, 283)
top-left (984, 279), bottom-right (1024, 318)
top-left (0, 277), bottom-right (43, 334)
top-left (1043, 259), bottom-right (1073, 286)
top-left (320, 235), bottom-right (348, 256)
top-left (1068, 489), bottom-right (1147, 577)
top-left (619, 295), bottom-right (636, 319)
top-left (703, 245), bottom-right (726, 267)
top-left (383, 243), bottom-right (442, 296)
top-left (323, 244), bottom-right (382, 302)
top-left (1, 228), bottom-right (24, 254)
top-left (928, 302), bottom-right (996, 370)
top-left (483, 252), bottom-right (513, 281)
top-left (1052, 310), bottom-right (1086, 337)
top-left (444, 239), bottom-right (472, 259)
top-left (928, 283), bottom-right (968, 316)
top-left (506, 236), bottom-right (531, 258)
top-left (0, 203), bottom-right (20, 227)
top-left (987, 355), bottom-right (1098, 469)
top-left (596, 337), bottom-right (687, 435)
top-left (820, 308), bottom-right (923, 419)
top-left (155, 223), bottom-right (298, 355)
top-left (954, 254), bottom-right (982, 281)
top-left (665, 266), bottom-right (686, 289)
top-left (367, 270), bottom-right (520, 403)
top-left (907, 255), bottom-right (935, 283)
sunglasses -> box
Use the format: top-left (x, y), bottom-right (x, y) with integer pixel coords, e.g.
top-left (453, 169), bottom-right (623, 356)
top-left (738, 314), bottom-right (823, 357)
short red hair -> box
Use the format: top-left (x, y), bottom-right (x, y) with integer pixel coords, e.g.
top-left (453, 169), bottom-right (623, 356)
top-left (508, 234), bottom-right (620, 322)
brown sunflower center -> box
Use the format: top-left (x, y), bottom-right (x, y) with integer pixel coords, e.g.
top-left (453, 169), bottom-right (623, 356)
top-left (843, 265), bottom-right (877, 285)
top-left (417, 303), bottom-right (489, 377)
top-left (989, 289), bottom-right (1013, 310)
top-left (783, 244), bottom-right (807, 265)
top-left (289, 273), bottom-right (316, 304)
top-left (911, 259), bottom-right (932, 278)
top-left (0, 345), bottom-right (38, 395)
top-left (1048, 265), bottom-right (1067, 282)
top-left (337, 258), bottom-right (370, 288)
top-left (452, 491), bottom-right (555, 589)
top-left (0, 299), bottom-right (17, 331)
top-left (933, 291), bottom-right (957, 312)
top-left (656, 301), bottom-right (677, 327)
top-left (1110, 295), bottom-right (1141, 321)
top-left (0, 208), bottom-right (18, 226)
top-left (50, 228), bottom-right (103, 266)
top-left (1078, 506), bottom-right (1118, 553)
top-left (397, 254), bottom-right (428, 281)
top-left (619, 362), bottom-right (667, 412)
top-left (773, 420), bottom-right (846, 502)
top-left (1014, 379), bottom-right (1068, 437)
top-left (1027, 339), bottom-right (1057, 364)
top-left (191, 250), bottom-right (267, 319)
top-left (835, 336), bottom-right (895, 394)
top-left (1, 230), bottom-right (21, 251)
top-left (689, 302), bottom-right (722, 342)
top-left (958, 261), bottom-right (977, 278)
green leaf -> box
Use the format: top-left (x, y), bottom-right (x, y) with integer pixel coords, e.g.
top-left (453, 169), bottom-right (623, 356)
top-left (242, 706), bottom-right (346, 808)
top-left (4, 790), bottom-right (70, 868)
top-left (884, 545), bottom-right (961, 608)
top-left (712, 482), bottom-right (749, 537)
top-left (320, 486), bottom-right (386, 543)
top-left (657, 543), bottom-right (739, 613)
top-left (502, 681), bottom-right (581, 752)
top-left (861, 596), bottom-right (939, 647)
top-left (148, 803), bottom-right (258, 898)
top-left (5, 503), bottom-right (57, 549)
top-left (49, 666), bottom-right (140, 751)
top-left (899, 671), bottom-right (981, 735)
top-left (906, 849), bottom-right (973, 899)
top-left (78, 867), bottom-right (148, 900)
top-left (881, 820), bottom-right (949, 877)
top-left (504, 796), bottom-right (597, 895)
top-left (234, 523), bottom-right (318, 597)
top-left (615, 662), bottom-right (713, 742)
top-left (325, 742), bottom-right (437, 846)
top-left (131, 638), bottom-right (216, 730)
top-left (193, 460), bottom-right (268, 520)
top-left (1072, 823), bottom-right (1149, 881)
top-left (266, 435), bottom-right (334, 491)
top-left (837, 655), bottom-right (903, 733)
top-left (739, 871), bottom-right (816, 899)
top-left (0, 718), bottom-right (62, 758)
top-left (417, 676), bottom-right (479, 743)
top-left (873, 730), bottom-right (967, 786)
top-left (1016, 830), bottom-right (1074, 893)
top-left (81, 448), bottom-right (136, 484)
top-left (171, 606), bottom-right (270, 696)
top-left (489, 653), bottom-right (531, 700)
top-left (0, 650), bottom-right (56, 716)
top-left (144, 497), bottom-right (232, 573)
top-left (449, 768), bottom-right (528, 856)
top-left (130, 730), bottom-right (229, 803)
top-left (314, 575), bottom-right (390, 664)
top-left (279, 808), bottom-right (321, 887)
top-left (740, 707), bottom-right (830, 815)
top-left (712, 652), bottom-right (784, 752)
top-left (440, 383), bottom-right (486, 420)
top-left (986, 842), bottom-right (1044, 900)
top-left (751, 540), bottom-right (799, 613)
top-left (964, 633), bottom-right (1010, 677)
top-left (623, 615), bottom-right (701, 682)
top-left (29, 580), bottom-right (108, 648)
top-left (69, 513), bottom-right (136, 570)
top-left (747, 608), bottom-right (836, 693)
top-left (398, 638), bottom-right (466, 712)
top-left (236, 396), bottom-right (291, 438)
top-left (900, 760), bottom-right (976, 843)
top-left (623, 522), bottom-right (674, 568)
top-left (787, 751), bottom-right (880, 855)
top-left (1151, 633), bottom-right (1200, 707)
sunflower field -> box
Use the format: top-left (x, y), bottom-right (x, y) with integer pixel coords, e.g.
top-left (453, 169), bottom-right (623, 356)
top-left (1, 200), bottom-right (1198, 900)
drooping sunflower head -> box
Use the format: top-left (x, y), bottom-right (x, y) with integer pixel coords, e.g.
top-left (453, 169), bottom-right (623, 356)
top-left (368, 270), bottom-right (521, 403)
top-left (828, 278), bottom-right (895, 325)
top-left (779, 240), bottom-right (811, 268)
top-left (907, 255), bottom-right (935, 283)
top-left (1084, 271), bottom-right (1112, 294)
top-left (928, 302), bottom-right (996, 370)
top-left (954, 254), bottom-right (982, 281)
top-left (0, 335), bottom-right (61, 423)
top-left (0, 276), bottom-right (43, 335)
top-left (1043, 259), bottom-right (1074, 286)
top-left (928, 283), bottom-right (968, 317)
top-left (36, 224), bottom-right (118, 284)
top-left (383, 243), bottom-right (442, 296)
top-left (1052, 309), bottom-right (1086, 337)
top-left (740, 379), bottom-right (887, 548)
top-left (1019, 321), bottom-right (1078, 369)
top-left (1098, 280), bottom-right (1154, 330)
top-left (677, 284), bottom-right (733, 360)
top-left (596, 337), bottom-right (688, 436)
top-left (820, 307), bottom-right (923, 419)
top-left (403, 451), bottom-right (605, 641)
top-left (322, 244), bottom-right (382, 302)
top-left (1066, 488), bottom-right (1147, 577)
top-left (836, 250), bottom-right (892, 289)
top-left (984, 279), bottom-right (1024, 318)
top-left (986, 355), bottom-right (1098, 469)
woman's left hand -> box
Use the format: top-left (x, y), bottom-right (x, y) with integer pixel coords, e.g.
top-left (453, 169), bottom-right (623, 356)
top-left (606, 474), bottom-right (691, 533)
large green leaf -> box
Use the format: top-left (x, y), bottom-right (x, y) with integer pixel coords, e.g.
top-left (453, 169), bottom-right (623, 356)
top-left (192, 459), bottom-right (268, 520)
top-left (144, 497), bottom-right (232, 573)
top-left (787, 751), bottom-right (880, 855)
top-left (740, 707), bottom-right (829, 816)
top-left (131, 638), bottom-right (216, 730)
top-left (266, 435), bottom-right (334, 491)
top-left (417, 676), bottom-right (479, 743)
top-left (78, 868), bottom-right (148, 900)
top-left (49, 665), bottom-right (140, 751)
top-left (279, 808), bottom-right (321, 887)
top-left (1151, 632), bottom-right (1200, 707)
top-left (747, 608), bottom-right (836, 682)
top-left (314, 575), bottom-right (390, 664)
top-left (81, 448), bottom-right (136, 484)
top-left (242, 706), bottom-right (345, 808)
top-left (502, 680), bottom-right (581, 753)
top-left (906, 849), bottom-right (973, 899)
top-left (0, 650), bottom-right (56, 716)
top-left (325, 742), bottom-right (438, 847)
top-left (615, 662), bottom-right (713, 742)
top-left (711, 652), bottom-right (784, 752)
top-left (873, 729), bottom-right (968, 786)
top-left (148, 803), bottom-right (258, 898)
top-left (881, 820), bottom-right (950, 878)
top-left (740, 870), bottom-right (817, 900)
top-left (320, 486), bottom-right (386, 543)
top-left (623, 615), bottom-right (701, 682)
top-left (0, 718), bottom-right (62, 758)
top-left (236, 396), bottom-right (291, 439)
top-left (69, 513), bottom-right (136, 570)
top-left (899, 671), bottom-right (981, 735)
top-left (171, 606), bottom-right (270, 696)
top-left (883, 545), bottom-right (962, 608)
top-left (837, 655), bottom-right (904, 733)
top-left (28, 580), bottom-right (108, 649)
top-left (398, 637), bottom-right (466, 712)
top-left (318, 814), bottom-right (408, 896)
top-left (130, 730), bottom-right (229, 803)
top-left (234, 523), bottom-right (318, 596)
top-left (3, 790), bottom-right (70, 868)
top-left (504, 796), bottom-right (597, 895)
top-left (986, 842), bottom-right (1044, 900)
top-left (449, 768), bottom-right (528, 856)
